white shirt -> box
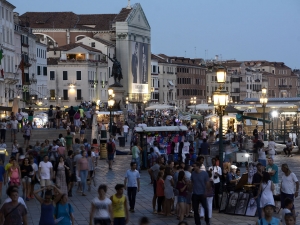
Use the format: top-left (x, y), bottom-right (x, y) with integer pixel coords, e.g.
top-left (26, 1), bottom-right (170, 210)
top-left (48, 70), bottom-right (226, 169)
top-left (0, 143), bottom-right (6, 149)
top-left (182, 142), bottom-right (190, 154)
top-left (153, 146), bottom-right (161, 156)
top-left (125, 169), bottom-right (140, 187)
top-left (123, 125), bottom-right (129, 133)
top-left (281, 172), bottom-right (298, 194)
top-left (268, 141), bottom-right (276, 156)
top-left (30, 163), bottom-right (38, 179)
top-left (0, 122), bottom-right (6, 130)
top-left (209, 166), bottom-right (222, 183)
top-left (281, 208), bottom-right (291, 225)
top-left (39, 161), bottom-right (53, 179)
top-left (184, 171), bottom-right (191, 181)
top-left (10, 120), bottom-right (18, 129)
top-left (91, 197), bottom-right (112, 219)
top-left (258, 148), bottom-right (266, 160)
top-left (1, 197), bottom-right (27, 209)
top-left (16, 112), bottom-right (23, 121)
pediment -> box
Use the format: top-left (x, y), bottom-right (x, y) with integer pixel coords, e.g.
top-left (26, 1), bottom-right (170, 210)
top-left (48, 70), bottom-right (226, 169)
top-left (127, 3), bottom-right (150, 30)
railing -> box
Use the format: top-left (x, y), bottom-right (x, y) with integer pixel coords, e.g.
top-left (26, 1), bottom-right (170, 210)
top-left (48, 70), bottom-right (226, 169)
top-left (75, 97), bottom-right (83, 101)
top-left (62, 97), bottom-right (69, 101)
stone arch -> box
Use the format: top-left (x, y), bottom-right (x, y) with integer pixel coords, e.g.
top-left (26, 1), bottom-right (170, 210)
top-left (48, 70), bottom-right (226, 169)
top-left (34, 33), bottom-right (57, 47)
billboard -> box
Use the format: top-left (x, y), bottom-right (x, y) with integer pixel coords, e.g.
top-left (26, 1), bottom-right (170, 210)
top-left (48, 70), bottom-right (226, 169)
top-left (131, 41), bottom-right (149, 93)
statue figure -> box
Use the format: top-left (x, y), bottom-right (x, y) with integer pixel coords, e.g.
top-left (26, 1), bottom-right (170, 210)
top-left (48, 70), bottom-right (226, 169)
top-left (108, 54), bottom-right (123, 85)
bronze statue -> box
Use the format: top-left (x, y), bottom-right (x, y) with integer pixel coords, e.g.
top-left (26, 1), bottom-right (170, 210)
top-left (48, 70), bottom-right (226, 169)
top-left (108, 54), bottom-right (123, 85)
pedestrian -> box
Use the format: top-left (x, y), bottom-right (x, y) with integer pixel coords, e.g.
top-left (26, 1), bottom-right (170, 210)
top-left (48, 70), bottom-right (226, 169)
top-left (267, 137), bottom-right (276, 159)
top-left (191, 162), bottom-right (210, 225)
top-left (57, 143), bottom-right (66, 158)
top-left (284, 213), bottom-right (295, 225)
top-left (123, 122), bottom-right (129, 142)
top-left (257, 172), bottom-right (275, 211)
top-left (66, 151), bottom-right (75, 197)
top-left (258, 142), bottom-right (267, 167)
top-left (124, 162), bottom-right (140, 213)
top-left (131, 141), bottom-right (140, 172)
top-left (16, 109), bottom-right (24, 131)
top-left (54, 156), bottom-right (70, 195)
top-left (54, 194), bottom-right (75, 225)
top-left (0, 159), bottom-right (5, 199)
top-left (20, 157), bottom-right (33, 201)
top-left (67, 106), bottom-right (76, 124)
top-left (266, 157), bottom-right (280, 207)
top-left (55, 106), bottom-right (62, 129)
top-left (77, 150), bottom-right (88, 196)
top-left (29, 156), bottom-right (38, 199)
top-left (253, 125), bottom-right (258, 141)
top-left (10, 116), bottom-right (18, 141)
top-left (176, 170), bottom-right (187, 221)
top-left (107, 138), bottom-right (116, 170)
top-left (0, 139), bottom-right (6, 165)
top-left (28, 106), bottom-right (34, 123)
top-left (0, 119), bottom-right (7, 143)
top-left (8, 157), bottom-right (21, 186)
top-left (80, 120), bottom-right (86, 143)
top-left (23, 122), bottom-right (32, 148)
top-left (74, 110), bottom-right (81, 129)
top-left (89, 184), bottom-right (113, 225)
top-left (280, 164), bottom-right (299, 216)
top-left (110, 184), bottom-right (129, 225)
top-left (164, 167), bottom-right (174, 216)
top-left (33, 185), bottom-right (63, 225)
top-left (255, 203), bottom-right (280, 225)
top-left (65, 132), bottom-right (73, 152)
top-left (200, 170), bottom-right (214, 220)
top-left (156, 171), bottom-right (165, 215)
top-left (38, 155), bottom-right (54, 196)
top-left (281, 198), bottom-right (294, 225)
top-left (0, 186), bottom-right (28, 225)
top-left (87, 150), bottom-right (95, 192)
top-left (252, 163), bottom-right (263, 219)
top-left (209, 158), bottom-right (221, 209)
top-left (283, 138), bottom-right (294, 157)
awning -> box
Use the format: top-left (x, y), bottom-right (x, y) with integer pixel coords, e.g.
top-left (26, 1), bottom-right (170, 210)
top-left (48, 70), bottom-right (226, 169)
top-left (168, 81), bottom-right (174, 86)
top-left (236, 114), bottom-right (271, 124)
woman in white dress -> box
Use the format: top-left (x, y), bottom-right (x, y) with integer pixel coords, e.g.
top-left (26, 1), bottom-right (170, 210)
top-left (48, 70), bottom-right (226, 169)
top-left (267, 137), bottom-right (276, 159)
top-left (258, 172), bottom-right (275, 209)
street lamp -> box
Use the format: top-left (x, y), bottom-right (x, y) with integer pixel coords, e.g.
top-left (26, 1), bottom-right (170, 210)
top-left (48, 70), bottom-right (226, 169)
top-left (260, 87), bottom-right (268, 141)
top-left (190, 96), bottom-right (196, 113)
top-left (108, 88), bottom-right (115, 133)
top-left (212, 66), bottom-right (228, 172)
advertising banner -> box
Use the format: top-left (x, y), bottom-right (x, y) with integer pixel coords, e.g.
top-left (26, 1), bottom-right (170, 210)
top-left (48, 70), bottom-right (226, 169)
top-left (131, 41), bottom-right (149, 93)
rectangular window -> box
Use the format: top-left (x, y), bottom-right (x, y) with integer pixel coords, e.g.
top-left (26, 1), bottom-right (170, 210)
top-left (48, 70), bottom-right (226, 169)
top-left (76, 89), bottom-right (82, 100)
top-left (63, 71), bottom-right (68, 80)
top-left (43, 67), bottom-right (47, 76)
top-left (24, 73), bottom-right (29, 83)
top-left (76, 71), bottom-right (81, 80)
top-left (50, 89), bottom-right (55, 98)
top-left (91, 42), bottom-right (95, 47)
top-left (63, 90), bottom-right (68, 100)
top-left (50, 71), bottom-right (55, 80)
top-left (37, 66), bottom-right (41, 75)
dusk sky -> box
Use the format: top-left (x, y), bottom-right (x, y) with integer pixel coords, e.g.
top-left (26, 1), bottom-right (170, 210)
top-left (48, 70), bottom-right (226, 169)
top-left (11, 0), bottom-right (300, 69)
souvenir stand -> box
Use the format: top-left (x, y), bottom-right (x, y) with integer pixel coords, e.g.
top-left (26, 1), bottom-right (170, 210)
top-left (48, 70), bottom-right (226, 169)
top-left (134, 126), bottom-right (188, 169)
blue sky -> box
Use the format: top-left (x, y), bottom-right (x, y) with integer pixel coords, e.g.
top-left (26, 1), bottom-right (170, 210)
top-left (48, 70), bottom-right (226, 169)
top-left (11, 0), bottom-right (300, 69)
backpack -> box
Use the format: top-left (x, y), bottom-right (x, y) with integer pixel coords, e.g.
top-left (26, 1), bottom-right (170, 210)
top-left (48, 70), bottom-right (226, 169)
top-left (107, 142), bottom-right (114, 153)
top-left (48, 109), bottom-right (53, 118)
top-left (84, 143), bottom-right (91, 151)
top-left (74, 112), bottom-right (80, 120)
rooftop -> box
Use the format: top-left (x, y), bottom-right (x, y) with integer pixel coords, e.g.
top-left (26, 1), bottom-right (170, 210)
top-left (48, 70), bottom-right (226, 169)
top-left (48, 43), bottom-right (102, 53)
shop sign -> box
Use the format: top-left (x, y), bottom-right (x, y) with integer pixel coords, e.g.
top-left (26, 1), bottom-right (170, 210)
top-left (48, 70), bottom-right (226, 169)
top-left (244, 108), bottom-right (257, 113)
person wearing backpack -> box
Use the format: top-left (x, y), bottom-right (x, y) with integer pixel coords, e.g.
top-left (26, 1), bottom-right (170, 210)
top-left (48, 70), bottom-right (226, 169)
top-left (54, 193), bottom-right (74, 225)
top-left (56, 107), bottom-right (62, 130)
top-left (107, 139), bottom-right (116, 170)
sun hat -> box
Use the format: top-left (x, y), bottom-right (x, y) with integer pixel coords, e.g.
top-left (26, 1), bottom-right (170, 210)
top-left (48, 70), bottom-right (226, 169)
top-left (263, 202), bottom-right (275, 209)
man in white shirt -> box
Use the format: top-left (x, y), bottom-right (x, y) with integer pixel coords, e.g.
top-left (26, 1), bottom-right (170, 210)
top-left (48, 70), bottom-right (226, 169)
top-left (15, 109), bottom-right (24, 132)
top-left (123, 123), bottom-right (129, 142)
top-left (209, 158), bottom-right (222, 209)
top-left (153, 141), bottom-right (161, 156)
top-left (124, 162), bottom-right (140, 212)
top-left (10, 117), bottom-right (19, 141)
top-left (38, 155), bottom-right (53, 191)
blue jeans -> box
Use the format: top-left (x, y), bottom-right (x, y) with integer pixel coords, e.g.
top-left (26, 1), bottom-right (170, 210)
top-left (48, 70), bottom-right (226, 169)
top-left (255, 195), bottom-right (262, 219)
top-left (192, 194), bottom-right (209, 225)
top-left (127, 187), bottom-right (137, 210)
top-left (124, 132), bottom-right (128, 141)
top-left (80, 170), bottom-right (88, 193)
top-left (132, 157), bottom-right (140, 171)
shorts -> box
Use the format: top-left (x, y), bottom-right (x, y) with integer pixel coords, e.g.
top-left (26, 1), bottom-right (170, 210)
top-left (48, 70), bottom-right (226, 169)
top-left (108, 153), bottom-right (114, 161)
top-left (11, 129), bottom-right (17, 134)
top-left (28, 116), bottom-right (33, 121)
top-left (80, 130), bottom-right (85, 134)
top-left (93, 218), bottom-right (111, 225)
top-left (178, 196), bottom-right (187, 203)
top-left (186, 192), bottom-right (192, 204)
top-left (40, 179), bottom-right (52, 187)
top-left (24, 135), bottom-right (30, 140)
top-left (10, 178), bottom-right (20, 186)
top-left (22, 176), bottom-right (32, 183)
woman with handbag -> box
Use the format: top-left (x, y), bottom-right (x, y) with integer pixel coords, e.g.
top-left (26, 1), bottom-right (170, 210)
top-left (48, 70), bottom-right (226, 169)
top-left (54, 156), bottom-right (70, 195)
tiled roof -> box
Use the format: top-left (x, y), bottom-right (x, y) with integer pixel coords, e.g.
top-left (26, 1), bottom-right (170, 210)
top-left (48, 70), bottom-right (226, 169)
top-left (19, 12), bottom-right (117, 30)
top-left (48, 43), bottom-right (102, 53)
top-left (151, 54), bottom-right (167, 63)
top-left (157, 54), bottom-right (204, 67)
top-left (113, 8), bottom-right (132, 23)
top-left (91, 37), bottom-right (115, 47)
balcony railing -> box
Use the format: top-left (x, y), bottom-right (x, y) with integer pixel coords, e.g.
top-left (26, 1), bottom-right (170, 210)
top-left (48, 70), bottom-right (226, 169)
top-left (62, 97), bottom-right (69, 101)
top-left (75, 97), bottom-right (83, 101)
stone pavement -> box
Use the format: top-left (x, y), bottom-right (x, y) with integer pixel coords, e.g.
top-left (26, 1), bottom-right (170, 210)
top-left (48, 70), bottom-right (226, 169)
top-left (2, 129), bottom-right (300, 225)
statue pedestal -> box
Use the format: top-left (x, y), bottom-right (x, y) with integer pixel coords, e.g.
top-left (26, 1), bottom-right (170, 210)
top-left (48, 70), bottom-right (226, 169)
top-left (112, 87), bottom-right (126, 110)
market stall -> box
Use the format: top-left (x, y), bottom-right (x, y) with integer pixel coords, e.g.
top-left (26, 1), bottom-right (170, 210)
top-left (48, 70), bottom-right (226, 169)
top-left (134, 126), bottom-right (188, 169)
top-left (95, 111), bottom-right (124, 124)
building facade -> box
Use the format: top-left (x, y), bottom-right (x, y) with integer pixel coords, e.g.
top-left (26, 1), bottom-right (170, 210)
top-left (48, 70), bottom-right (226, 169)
top-left (36, 41), bottom-right (47, 102)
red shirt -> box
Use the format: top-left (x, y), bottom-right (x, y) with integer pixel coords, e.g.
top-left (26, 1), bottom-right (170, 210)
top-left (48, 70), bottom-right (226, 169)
top-left (156, 178), bottom-right (164, 197)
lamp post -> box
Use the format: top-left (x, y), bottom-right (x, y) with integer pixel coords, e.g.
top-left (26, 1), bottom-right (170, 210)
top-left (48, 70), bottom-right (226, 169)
top-left (260, 87), bottom-right (268, 141)
top-left (108, 88), bottom-right (115, 134)
top-left (190, 96), bottom-right (196, 114)
top-left (212, 67), bottom-right (228, 171)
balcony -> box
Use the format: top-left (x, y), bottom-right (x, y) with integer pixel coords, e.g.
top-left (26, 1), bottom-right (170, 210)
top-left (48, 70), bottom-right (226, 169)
top-left (49, 97), bottom-right (56, 101)
top-left (75, 97), bottom-right (83, 101)
top-left (62, 97), bottom-right (69, 101)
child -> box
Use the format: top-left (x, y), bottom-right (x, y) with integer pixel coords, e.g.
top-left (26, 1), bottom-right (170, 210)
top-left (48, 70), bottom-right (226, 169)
top-left (282, 198), bottom-right (294, 225)
top-left (284, 213), bottom-right (296, 225)
top-left (156, 171), bottom-right (165, 215)
top-left (110, 184), bottom-right (129, 225)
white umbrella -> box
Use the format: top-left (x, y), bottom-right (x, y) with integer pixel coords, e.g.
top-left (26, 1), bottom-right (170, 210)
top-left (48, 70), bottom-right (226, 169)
top-left (188, 104), bottom-right (214, 110)
top-left (145, 104), bottom-right (174, 111)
